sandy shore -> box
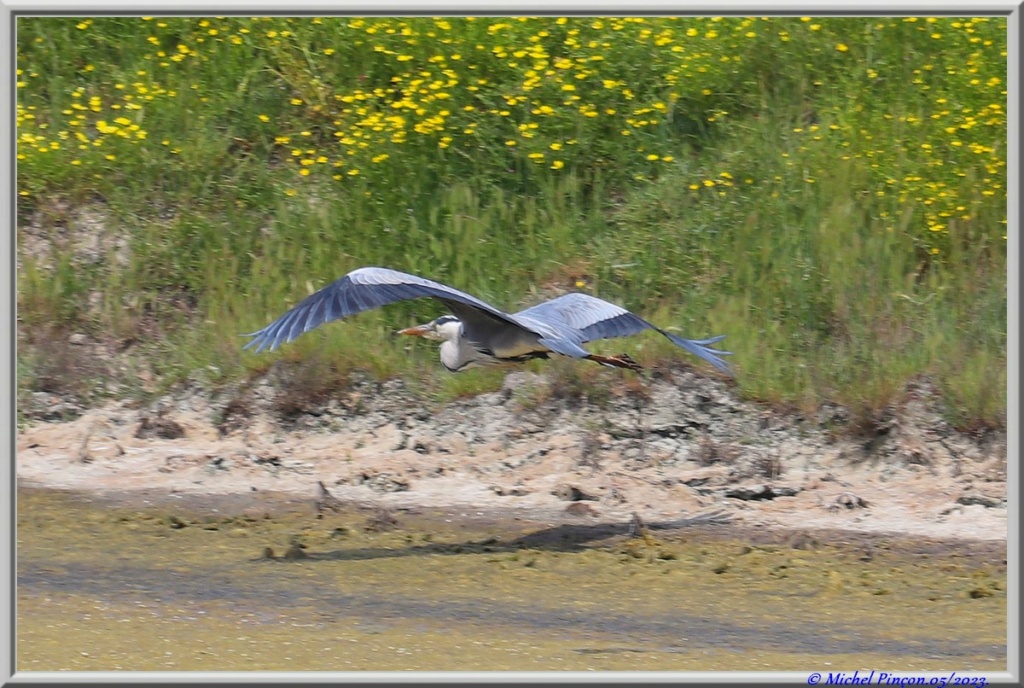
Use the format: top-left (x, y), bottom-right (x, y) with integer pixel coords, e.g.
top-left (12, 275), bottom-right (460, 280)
top-left (16, 372), bottom-right (1007, 544)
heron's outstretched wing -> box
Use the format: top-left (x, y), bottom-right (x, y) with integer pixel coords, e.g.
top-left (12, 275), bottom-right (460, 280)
top-left (243, 267), bottom-right (519, 353)
top-left (514, 292), bottom-right (733, 374)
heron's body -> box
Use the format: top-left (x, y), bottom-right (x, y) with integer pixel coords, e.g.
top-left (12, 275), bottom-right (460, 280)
top-left (427, 317), bottom-right (540, 372)
top-left (243, 267), bottom-right (732, 375)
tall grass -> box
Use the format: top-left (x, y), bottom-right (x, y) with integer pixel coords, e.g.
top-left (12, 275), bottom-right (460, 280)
top-left (16, 16), bottom-right (1007, 429)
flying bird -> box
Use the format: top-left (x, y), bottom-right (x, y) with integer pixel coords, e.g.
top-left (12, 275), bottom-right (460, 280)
top-left (243, 266), bottom-right (732, 375)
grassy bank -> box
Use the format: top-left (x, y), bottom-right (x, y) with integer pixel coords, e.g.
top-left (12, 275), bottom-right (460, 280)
top-left (16, 16), bottom-right (1007, 429)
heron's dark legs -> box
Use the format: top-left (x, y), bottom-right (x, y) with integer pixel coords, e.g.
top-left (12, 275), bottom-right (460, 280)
top-left (585, 352), bottom-right (643, 371)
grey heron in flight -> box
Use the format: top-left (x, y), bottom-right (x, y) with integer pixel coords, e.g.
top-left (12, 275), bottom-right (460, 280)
top-left (243, 267), bottom-right (732, 375)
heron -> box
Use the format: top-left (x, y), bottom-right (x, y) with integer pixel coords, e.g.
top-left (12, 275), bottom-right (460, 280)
top-left (243, 266), bottom-right (732, 375)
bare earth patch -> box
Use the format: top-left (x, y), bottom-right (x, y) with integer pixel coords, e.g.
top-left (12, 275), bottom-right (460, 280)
top-left (17, 371), bottom-right (1006, 544)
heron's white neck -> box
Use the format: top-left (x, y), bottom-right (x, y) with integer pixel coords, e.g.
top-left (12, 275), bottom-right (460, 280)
top-left (435, 320), bottom-right (489, 372)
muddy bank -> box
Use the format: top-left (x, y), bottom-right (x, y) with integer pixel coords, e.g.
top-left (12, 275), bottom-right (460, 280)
top-left (17, 370), bottom-right (1007, 543)
top-left (17, 487), bottom-right (1007, 671)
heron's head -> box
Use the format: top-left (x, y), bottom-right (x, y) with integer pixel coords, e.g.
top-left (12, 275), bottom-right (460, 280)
top-left (397, 314), bottom-right (462, 343)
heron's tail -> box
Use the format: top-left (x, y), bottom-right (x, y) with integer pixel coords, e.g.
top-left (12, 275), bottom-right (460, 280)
top-left (664, 333), bottom-right (733, 375)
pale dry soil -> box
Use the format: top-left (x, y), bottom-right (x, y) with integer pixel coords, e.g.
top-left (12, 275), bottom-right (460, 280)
top-left (15, 370), bottom-right (1008, 672)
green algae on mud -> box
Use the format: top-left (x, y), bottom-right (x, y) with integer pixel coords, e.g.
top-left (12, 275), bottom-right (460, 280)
top-left (17, 487), bottom-right (1006, 672)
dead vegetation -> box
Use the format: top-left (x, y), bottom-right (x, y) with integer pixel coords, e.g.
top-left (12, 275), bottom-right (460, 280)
top-left (18, 326), bottom-right (113, 410)
top-left (135, 409), bottom-right (186, 440)
top-left (268, 354), bottom-right (351, 420)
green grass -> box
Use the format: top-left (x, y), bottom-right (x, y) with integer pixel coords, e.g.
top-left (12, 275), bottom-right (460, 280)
top-left (16, 16), bottom-right (1007, 429)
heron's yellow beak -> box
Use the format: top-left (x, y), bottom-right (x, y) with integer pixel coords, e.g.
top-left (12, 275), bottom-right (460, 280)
top-left (397, 324), bottom-right (431, 337)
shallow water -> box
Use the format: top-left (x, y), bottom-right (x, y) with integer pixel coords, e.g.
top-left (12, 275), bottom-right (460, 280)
top-left (16, 487), bottom-right (1006, 672)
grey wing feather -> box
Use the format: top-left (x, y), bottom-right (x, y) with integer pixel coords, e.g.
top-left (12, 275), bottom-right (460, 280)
top-left (514, 293), bottom-right (733, 374)
top-left (243, 266), bottom-right (518, 353)
top-left (514, 293), bottom-right (637, 339)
